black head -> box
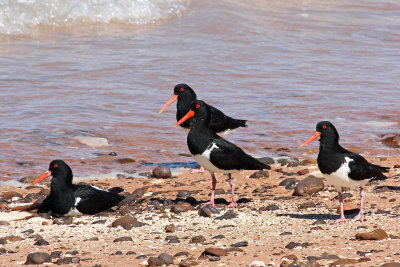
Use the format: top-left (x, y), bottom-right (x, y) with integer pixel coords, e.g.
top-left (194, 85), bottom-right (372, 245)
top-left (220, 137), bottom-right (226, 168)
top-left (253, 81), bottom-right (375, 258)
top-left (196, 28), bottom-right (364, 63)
top-left (173, 84), bottom-right (197, 101)
top-left (301, 121), bottom-right (340, 148)
top-left (30, 159), bottom-right (73, 187)
top-left (174, 100), bottom-right (211, 128)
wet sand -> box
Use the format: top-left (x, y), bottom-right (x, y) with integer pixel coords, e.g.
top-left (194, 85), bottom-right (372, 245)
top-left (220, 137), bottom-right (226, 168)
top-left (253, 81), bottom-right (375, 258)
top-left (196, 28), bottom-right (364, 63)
top-left (0, 156), bottom-right (399, 266)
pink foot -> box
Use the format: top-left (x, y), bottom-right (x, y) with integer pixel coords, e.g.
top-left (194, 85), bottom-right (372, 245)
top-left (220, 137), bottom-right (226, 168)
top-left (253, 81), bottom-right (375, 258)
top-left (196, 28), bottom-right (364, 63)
top-left (201, 200), bottom-right (215, 208)
top-left (335, 216), bottom-right (347, 223)
top-left (226, 200), bottom-right (238, 208)
top-left (191, 167), bottom-right (205, 173)
top-left (353, 212), bottom-right (364, 221)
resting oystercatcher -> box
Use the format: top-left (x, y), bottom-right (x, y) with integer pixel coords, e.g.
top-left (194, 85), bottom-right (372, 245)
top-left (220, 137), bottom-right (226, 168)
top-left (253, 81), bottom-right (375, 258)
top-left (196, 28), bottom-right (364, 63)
top-left (159, 83), bottom-right (247, 135)
top-left (174, 100), bottom-right (270, 208)
top-left (30, 160), bottom-right (125, 216)
top-left (300, 121), bottom-right (389, 222)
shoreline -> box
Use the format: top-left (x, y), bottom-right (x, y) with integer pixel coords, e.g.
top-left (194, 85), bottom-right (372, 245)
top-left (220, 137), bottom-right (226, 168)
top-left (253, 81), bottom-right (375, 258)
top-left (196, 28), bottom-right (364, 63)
top-left (0, 156), bottom-right (399, 266)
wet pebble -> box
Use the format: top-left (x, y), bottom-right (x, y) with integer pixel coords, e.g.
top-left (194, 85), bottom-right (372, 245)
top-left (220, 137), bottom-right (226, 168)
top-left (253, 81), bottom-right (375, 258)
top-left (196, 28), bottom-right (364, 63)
top-left (152, 166), bottom-right (172, 178)
top-left (257, 157), bottom-right (274, 165)
top-left (19, 176), bottom-right (37, 184)
top-left (356, 229), bottom-right (388, 240)
top-left (170, 202), bottom-right (194, 213)
top-left (292, 176), bottom-right (324, 196)
top-left (381, 134), bottom-right (400, 148)
top-left (25, 252), bottom-right (52, 265)
top-left (115, 158), bottom-right (136, 164)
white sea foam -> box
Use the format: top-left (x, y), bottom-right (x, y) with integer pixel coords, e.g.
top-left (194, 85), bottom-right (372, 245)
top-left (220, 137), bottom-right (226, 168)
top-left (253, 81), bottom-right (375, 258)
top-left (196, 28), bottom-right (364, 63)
top-left (0, 0), bottom-right (188, 35)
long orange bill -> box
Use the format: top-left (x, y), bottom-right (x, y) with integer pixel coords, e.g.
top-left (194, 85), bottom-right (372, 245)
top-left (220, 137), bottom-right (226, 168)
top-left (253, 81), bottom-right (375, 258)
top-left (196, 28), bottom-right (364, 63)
top-left (300, 131), bottom-right (321, 148)
top-left (30, 170), bottom-right (52, 186)
top-left (159, 94), bottom-right (178, 114)
top-left (174, 110), bottom-right (195, 127)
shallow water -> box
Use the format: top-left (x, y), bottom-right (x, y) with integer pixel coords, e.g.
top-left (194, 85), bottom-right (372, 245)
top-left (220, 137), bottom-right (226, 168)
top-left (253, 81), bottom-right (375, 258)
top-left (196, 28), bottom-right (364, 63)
top-left (0, 0), bottom-right (399, 181)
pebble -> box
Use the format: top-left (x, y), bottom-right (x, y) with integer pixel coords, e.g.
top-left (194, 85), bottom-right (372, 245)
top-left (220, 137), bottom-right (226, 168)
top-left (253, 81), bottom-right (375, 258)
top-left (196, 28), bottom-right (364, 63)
top-left (312, 219), bottom-right (327, 225)
top-left (152, 166), bottom-right (172, 178)
top-left (257, 157), bottom-right (274, 165)
top-left (126, 251), bottom-right (137, 255)
top-left (111, 216), bottom-right (139, 228)
top-left (177, 190), bottom-right (190, 198)
top-left (278, 178), bottom-right (297, 189)
top-left (262, 204), bottom-right (280, 211)
top-left (249, 260), bottom-right (266, 267)
top-left (249, 170), bottom-right (269, 179)
top-left (55, 257), bottom-right (81, 265)
top-left (75, 136), bottom-right (109, 147)
top-left (113, 236), bottom-right (133, 242)
top-left (158, 253), bottom-right (174, 265)
top-left (115, 158), bottom-right (136, 164)
top-left (34, 239), bottom-right (50, 246)
top-left (25, 252), bottom-right (52, 265)
top-left (209, 256), bottom-right (220, 261)
top-left (381, 134), bottom-right (400, 148)
top-left (292, 176), bottom-right (324, 196)
top-left (380, 263), bottom-right (400, 267)
top-left (198, 205), bottom-right (220, 217)
top-left (202, 248), bottom-right (227, 257)
top-left (215, 210), bottom-right (238, 220)
top-left (231, 241), bottom-right (248, 247)
top-left (19, 176), bottom-right (37, 184)
top-left (0, 220), bottom-right (10, 226)
top-left (297, 169), bottom-right (309, 175)
top-left (190, 235), bottom-right (206, 243)
top-left (51, 251), bottom-right (63, 258)
top-left (147, 257), bottom-right (163, 266)
top-left (53, 217), bottom-right (73, 225)
top-left (165, 236), bottom-right (180, 244)
top-left (297, 201), bottom-right (316, 210)
top-left (165, 224), bottom-right (176, 233)
top-left (170, 202), bottom-right (194, 213)
top-left (356, 229), bottom-right (388, 240)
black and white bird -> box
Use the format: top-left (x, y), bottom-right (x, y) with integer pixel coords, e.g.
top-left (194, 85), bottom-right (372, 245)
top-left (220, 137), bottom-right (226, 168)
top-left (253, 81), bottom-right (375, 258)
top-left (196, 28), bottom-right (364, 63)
top-left (160, 83), bottom-right (247, 135)
top-left (30, 160), bottom-right (125, 216)
top-left (300, 121), bottom-right (389, 222)
top-left (174, 100), bottom-right (270, 208)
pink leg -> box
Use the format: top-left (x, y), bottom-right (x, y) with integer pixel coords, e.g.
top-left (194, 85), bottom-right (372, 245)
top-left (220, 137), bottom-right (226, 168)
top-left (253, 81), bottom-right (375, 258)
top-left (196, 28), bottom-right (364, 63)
top-left (335, 191), bottom-right (347, 223)
top-left (201, 172), bottom-right (217, 207)
top-left (353, 188), bottom-right (365, 221)
top-left (191, 166), bottom-right (205, 173)
top-left (226, 173), bottom-right (237, 208)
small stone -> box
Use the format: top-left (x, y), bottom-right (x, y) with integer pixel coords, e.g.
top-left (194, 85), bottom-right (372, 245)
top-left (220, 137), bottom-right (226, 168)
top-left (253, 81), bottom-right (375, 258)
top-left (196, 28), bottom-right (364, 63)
top-left (177, 190), bottom-right (190, 198)
top-left (34, 239), bottom-right (49, 246)
top-left (277, 158), bottom-right (289, 165)
top-left (115, 251), bottom-right (123, 255)
top-left (231, 241), bottom-right (248, 247)
top-left (165, 236), bottom-right (180, 244)
top-left (209, 256), bottom-right (220, 261)
top-left (178, 259), bottom-right (199, 266)
top-left (297, 169), bottom-right (309, 175)
top-left (53, 217), bottom-right (73, 225)
top-left (212, 235), bottom-right (225, 239)
top-left (312, 219), bottom-right (327, 225)
top-left (25, 252), bottom-right (52, 265)
top-left (203, 248), bottom-right (227, 257)
top-left (170, 202), bottom-right (194, 213)
top-left (92, 219), bottom-right (107, 224)
top-left (6, 235), bottom-right (24, 242)
top-left (381, 134), bottom-right (400, 148)
top-left (126, 251), bottom-right (137, 255)
top-left (1, 191), bottom-right (23, 201)
top-left (190, 235), bottom-right (206, 243)
top-left (111, 216), bottom-right (139, 228)
top-left (292, 176), bottom-right (324, 196)
top-left (249, 170), bottom-right (269, 179)
top-left (299, 159), bottom-right (314, 166)
top-left (249, 261), bottom-right (266, 267)
top-left (380, 263), bottom-right (400, 267)
top-left (165, 224), bottom-right (176, 233)
top-left (0, 220), bottom-right (10, 226)
top-left (279, 178), bottom-right (297, 189)
top-left (22, 229), bottom-right (35, 235)
top-left (329, 258), bottom-right (362, 266)
top-left (337, 202), bottom-right (360, 215)
top-left (263, 204), bottom-right (280, 211)
top-left (55, 257), bottom-right (74, 265)
top-left (285, 242), bottom-right (302, 249)
top-left (113, 236), bottom-right (133, 242)
top-left (215, 210), bottom-right (238, 220)
top-left (19, 176), bottom-right (37, 184)
top-left (148, 257), bottom-right (162, 266)
top-left (51, 251), bottom-right (63, 258)
top-left (356, 229), bottom-right (388, 240)
top-left (75, 136), bottom-right (109, 147)
top-left (158, 253), bottom-right (173, 265)
top-left (257, 157), bottom-right (274, 165)
top-left (152, 166), bottom-right (172, 178)
top-left (298, 201), bottom-right (317, 210)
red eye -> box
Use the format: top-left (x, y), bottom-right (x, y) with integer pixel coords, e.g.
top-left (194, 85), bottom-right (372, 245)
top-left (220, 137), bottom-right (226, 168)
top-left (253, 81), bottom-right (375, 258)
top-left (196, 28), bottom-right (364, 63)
top-left (322, 125), bottom-right (327, 129)
top-left (54, 164), bottom-right (58, 168)
top-left (195, 104), bottom-right (200, 108)
top-left (180, 88), bottom-right (184, 92)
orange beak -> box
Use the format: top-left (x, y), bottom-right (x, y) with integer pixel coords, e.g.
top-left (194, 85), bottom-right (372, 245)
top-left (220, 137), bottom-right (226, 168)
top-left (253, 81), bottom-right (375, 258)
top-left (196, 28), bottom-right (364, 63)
top-left (30, 170), bottom-right (52, 186)
top-left (300, 131), bottom-right (321, 148)
top-left (159, 94), bottom-right (178, 114)
top-left (174, 110), bottom-right (195, 127)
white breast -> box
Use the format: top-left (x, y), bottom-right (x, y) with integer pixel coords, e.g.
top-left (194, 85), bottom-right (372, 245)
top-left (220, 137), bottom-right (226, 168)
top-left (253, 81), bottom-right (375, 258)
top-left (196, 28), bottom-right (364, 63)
top-left (193, 142), bottom-right (237, 174)
top-left (65, 197), bottom-right (83, 216)
top-left (323, 157), bottom-right (368, 190)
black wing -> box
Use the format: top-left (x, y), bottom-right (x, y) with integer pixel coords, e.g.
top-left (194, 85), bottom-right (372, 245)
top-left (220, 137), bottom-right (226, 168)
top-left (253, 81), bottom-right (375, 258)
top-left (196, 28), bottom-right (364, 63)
top-left (210, 137), bottom-right (270, 171)
top-left (73, 185), bottom-right (125, 215)
top-left (208, 104), bottom-right (247, 132)
top-left (347, 152), bottom-right (388, 182)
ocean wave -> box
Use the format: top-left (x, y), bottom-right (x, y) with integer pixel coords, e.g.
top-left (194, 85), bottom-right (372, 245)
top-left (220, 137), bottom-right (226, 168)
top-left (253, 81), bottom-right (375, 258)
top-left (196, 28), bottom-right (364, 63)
top-left (0, 0), bottom-right (188, 35)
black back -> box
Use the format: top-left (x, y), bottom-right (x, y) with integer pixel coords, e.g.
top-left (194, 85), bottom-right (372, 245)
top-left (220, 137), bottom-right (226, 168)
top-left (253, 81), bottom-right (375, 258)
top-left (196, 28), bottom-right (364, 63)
top-left (316, 121), bottom-right (388, 181)
top-left (187, 100), bottom-right (270, 171)
top-left (174, 84), bottom-right (247, 131)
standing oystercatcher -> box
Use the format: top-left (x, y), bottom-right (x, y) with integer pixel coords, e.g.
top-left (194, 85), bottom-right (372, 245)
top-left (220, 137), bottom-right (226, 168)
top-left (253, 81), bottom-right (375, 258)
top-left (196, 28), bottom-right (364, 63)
top-left (174, 100), bottom-right (270, 208)
top-left (300, 121), bottom-right (389, 222)
top-left (159, 83), bottom-right (247, 135)
top-left (30, 160), bottom-right (125, 216)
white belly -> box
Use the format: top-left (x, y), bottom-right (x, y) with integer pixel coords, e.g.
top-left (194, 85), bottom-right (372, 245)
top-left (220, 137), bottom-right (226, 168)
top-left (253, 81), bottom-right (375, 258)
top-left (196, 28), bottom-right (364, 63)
top-left (323, 157), bottom-right (368, 190)
top-left (193, 142), bottom-right (238, 174)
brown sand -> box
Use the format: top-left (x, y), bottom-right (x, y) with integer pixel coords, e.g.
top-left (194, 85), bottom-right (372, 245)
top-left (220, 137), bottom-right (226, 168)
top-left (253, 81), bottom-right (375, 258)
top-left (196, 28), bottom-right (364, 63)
top-left (0, 156), bottom-right (399, 266)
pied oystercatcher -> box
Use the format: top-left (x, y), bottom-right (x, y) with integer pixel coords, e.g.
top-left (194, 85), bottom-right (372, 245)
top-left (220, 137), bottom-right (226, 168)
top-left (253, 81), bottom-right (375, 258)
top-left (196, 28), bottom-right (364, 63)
top-left (160, 83), bottom-right (247, 135)
top-left (300, 121), bottom-right (389, 222)
top-left (174, 100), bottom-right (270, 208)
top-left (30, 160), bottom-right (125, 216)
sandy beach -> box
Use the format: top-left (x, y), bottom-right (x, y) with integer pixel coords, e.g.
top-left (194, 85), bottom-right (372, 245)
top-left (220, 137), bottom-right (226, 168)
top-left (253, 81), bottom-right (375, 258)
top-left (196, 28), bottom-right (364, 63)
top-left (1, 155), bottom-right (399, 266)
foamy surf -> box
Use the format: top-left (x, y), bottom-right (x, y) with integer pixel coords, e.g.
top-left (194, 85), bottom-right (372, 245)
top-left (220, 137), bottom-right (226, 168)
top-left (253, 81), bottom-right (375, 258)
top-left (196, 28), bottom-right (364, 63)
top-left (0, 0), bottom-right (189, 35)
